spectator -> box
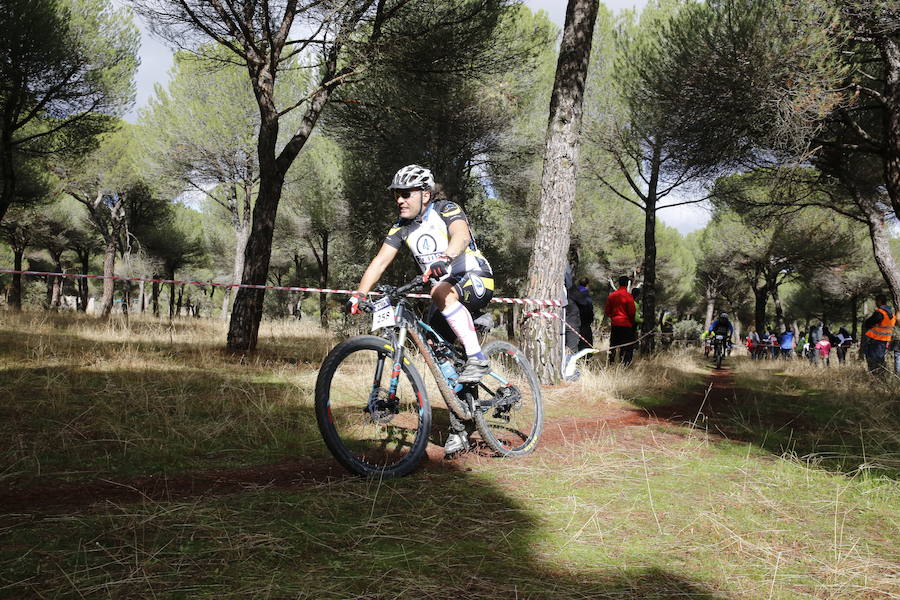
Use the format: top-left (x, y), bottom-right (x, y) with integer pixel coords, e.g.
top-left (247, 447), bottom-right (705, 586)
top-left (808, 322), bottom-right (823, 366)
top-left (835, 327), bottom-right (852, 364)
top-left (825, 326), bottom-right (838, 348)
top-left (605, 276), bottom-right (636, 366)
top-left (796, 330), bottom-right (807, 359)
top-left (768, 330), bottom-right (779, 360)
top-left (574, 277), bottom-right (594, 350)
top-left (862, 293), bottom-right (895, 375)
top-left (815, 335), bottom-right (832, 367)
top-left (778, 329), bottom-right (794, 359)
top-left (748, 327), bottom-right (762, 359)
top-left (563, 264), bottom-right (582, 357)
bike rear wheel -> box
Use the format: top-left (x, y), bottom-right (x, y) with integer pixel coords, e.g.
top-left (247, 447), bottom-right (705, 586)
top-left (472, 341), bottom-right (543, 457)
top-left (315, 335), bottom-right (431, 477)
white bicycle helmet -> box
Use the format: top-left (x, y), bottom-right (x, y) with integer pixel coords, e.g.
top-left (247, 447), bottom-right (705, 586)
top-left (388, 164), bottom-right (435, 190)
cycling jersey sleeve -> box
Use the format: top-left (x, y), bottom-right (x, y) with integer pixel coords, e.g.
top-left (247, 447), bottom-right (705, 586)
top-left (383, 223), bottom-right (405, 249)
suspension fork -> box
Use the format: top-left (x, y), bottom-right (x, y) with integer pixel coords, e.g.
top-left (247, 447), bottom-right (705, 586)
top-left (384, 324), bottom-right (410, 401)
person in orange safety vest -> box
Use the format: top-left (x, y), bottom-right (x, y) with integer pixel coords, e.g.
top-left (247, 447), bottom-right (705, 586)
top-left (862, 293), bottom-right (895, 374)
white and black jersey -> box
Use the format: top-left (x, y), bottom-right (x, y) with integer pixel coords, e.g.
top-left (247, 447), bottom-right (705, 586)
top-left (383, 200), bottom-right (492, 277)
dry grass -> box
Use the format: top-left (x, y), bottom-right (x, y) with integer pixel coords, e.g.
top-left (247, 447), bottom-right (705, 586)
top-left (540, 348), bottom-right (707, 419)
top-left (731, 357), bottom-right (900, 478)
top-left (1, 311), bottom-right (898, 599)
top-left (0, 310), bottom-right (339, 484)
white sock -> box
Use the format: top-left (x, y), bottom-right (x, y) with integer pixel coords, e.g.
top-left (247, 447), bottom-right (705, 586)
top-left (441, 302), bottom-right (483, 358)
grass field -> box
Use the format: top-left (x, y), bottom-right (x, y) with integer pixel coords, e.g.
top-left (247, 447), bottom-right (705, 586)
top-left (1, 312), bottom-right (897, 599)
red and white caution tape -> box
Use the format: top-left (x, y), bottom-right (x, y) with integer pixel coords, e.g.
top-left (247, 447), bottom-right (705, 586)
top-left (0, 269), bottom-right (563, 307)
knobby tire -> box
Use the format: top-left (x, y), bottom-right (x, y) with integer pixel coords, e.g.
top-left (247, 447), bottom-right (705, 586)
top-left (473, 341), bottom-right (543, 457)
top-left (315, 335), bottom-right (431, 477)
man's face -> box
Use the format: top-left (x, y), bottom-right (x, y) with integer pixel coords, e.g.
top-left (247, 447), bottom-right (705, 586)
top-left (394, 188), bottom-right (429, 219)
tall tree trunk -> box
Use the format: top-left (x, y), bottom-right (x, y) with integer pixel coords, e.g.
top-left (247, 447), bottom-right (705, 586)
top-left (48, 251), bottom-right (64, 311)
top-left (880, 38), bottom-right (900, 218)
top-left (100, 240), bottom-right (116, 318)
top-left (704, 288), bottom-right (715, 330)
top-left (152, 279), bottom-right (160, 317)
top-left (49, 268), bottom-right (62, 311)
top-left (222, 225), bottom-right (250, 319)
top-left (138, 280), bottom-right (145, 313)
top-left (176, 284), bottom-right (185, 317)
top-left (752, 284), bottom-right (768, 334)
top-left (121, 280), bottom-right (130, 319)
top-left (0, 125), bottom-right (15, 223)
top-left (640, 144), bottom-right (661, 352)
top-left (227, 77), bottom-right (336, 349)
top-left (308, 232), bottom-right (330, 329)
top-left (770, 281), bottom-right (785, 331)
top-left (10, 248), bottom-right (24, 311)
top-left (77, 251), bottom-right (90, 312)
top-left (521, 0), bottom-right (599, 383)
top-left (228, 168), bottom-right (284, 350)
top-left (168, 269), bottom-right (176, 319)
top-left (850, 294), bottom-right (859, 340)
top-left (860, 197), bottom-right (900, 308)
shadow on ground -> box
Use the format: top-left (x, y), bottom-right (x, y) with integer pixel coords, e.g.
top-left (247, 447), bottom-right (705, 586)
top-left (629, 357), bottom-right (900, 479)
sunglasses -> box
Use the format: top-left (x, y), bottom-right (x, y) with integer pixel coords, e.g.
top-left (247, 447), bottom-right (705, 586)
top-left (393, 189), bottom-right (421, 199)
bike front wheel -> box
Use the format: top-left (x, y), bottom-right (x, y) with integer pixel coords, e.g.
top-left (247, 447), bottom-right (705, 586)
top-left (472, 341), bottom-right (543, 457)
top-left (315, 335), bottom-right (431, 477)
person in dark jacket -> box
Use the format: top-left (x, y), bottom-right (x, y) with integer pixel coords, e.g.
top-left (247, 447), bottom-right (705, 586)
top-left (835, 327), bottom-right (853, 364)
top-left (564, 264), bottom-right (582, 356)
top-left (575, 278), bottom-right (594, 350)
top-left (808, 322), bottom-right (823, 366)
top-left (605, 276), bottom-right (636, 366)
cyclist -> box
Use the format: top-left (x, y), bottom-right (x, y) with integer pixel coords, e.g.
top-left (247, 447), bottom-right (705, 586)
top-left (708, 313), bottom-right (734, 359)
top-left (348, 165), bottom-right (495, 453)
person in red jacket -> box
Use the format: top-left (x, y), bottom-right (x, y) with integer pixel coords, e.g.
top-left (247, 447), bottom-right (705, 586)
top-left (605, 275), bottom-right (636, 365)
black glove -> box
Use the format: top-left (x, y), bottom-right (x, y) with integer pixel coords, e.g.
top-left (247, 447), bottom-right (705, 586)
top-left (424, 255), bottom-right (452, 282)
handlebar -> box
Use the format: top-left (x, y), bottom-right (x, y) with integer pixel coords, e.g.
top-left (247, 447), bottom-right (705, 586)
top-left (376, 276), bottom-right (427, 299)
top-left (357, 276), bottom-right (428, 312)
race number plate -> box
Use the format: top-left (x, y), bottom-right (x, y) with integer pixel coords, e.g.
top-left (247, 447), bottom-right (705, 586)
top-left (715, 335), bottom-right (724, 340)
top-left (371, 297), bottom-right (396, 331)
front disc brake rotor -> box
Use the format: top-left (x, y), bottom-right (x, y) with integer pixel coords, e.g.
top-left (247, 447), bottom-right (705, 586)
top-left (365, 388), bottom-right (397, 424)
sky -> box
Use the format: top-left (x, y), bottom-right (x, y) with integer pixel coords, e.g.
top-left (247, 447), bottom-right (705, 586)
top-left (127, 0), bottom-right (710, 235)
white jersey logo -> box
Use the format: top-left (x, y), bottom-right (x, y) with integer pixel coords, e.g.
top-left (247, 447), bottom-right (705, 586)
top-left (471, 276), bottom-right (486, 297)
top-left (415, 234), bottom-right (437, 254)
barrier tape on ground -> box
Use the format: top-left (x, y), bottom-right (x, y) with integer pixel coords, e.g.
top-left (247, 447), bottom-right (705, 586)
top-left (0, 269), bottom-right (563, 307)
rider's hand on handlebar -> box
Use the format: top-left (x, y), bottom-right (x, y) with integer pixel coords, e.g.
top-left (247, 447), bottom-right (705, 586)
top-left (345, 291), bottom-right (367, 315)
top-left (423, 255), bottom-right (452, 283)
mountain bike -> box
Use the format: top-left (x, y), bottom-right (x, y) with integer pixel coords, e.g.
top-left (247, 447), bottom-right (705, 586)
top-left (314, 277), bottom-right (543, 477)
top-left (713, 334), bottom-right (726, 369)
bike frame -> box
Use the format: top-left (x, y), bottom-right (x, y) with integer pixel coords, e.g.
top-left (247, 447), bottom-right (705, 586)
top-left (374, 291), bottom-right (508, 422)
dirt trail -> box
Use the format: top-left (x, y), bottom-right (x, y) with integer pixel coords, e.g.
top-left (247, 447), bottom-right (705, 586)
top-left (0, 368), bottom-right (736, 515)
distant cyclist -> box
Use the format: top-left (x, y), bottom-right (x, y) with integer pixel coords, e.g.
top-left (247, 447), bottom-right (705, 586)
top-left (708, 313), bottom-right (734, 355)
top-left (348, 165), bottom-right (495, 452)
